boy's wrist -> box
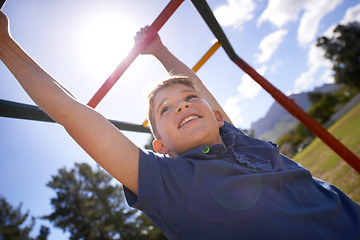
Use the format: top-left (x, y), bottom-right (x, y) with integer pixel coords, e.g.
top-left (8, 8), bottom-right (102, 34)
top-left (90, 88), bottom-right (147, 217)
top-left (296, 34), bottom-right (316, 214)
top-left (152, 44), bottom-right (171, 61)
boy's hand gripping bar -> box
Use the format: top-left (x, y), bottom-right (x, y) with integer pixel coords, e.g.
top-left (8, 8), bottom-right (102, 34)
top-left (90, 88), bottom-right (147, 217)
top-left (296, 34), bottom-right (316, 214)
top-left (87, 0), bottom-right (184, 108)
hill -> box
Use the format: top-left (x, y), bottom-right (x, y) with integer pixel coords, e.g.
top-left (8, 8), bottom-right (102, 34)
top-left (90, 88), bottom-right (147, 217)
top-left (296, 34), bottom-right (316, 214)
top-left (251, 84), bottom-right (340, 141)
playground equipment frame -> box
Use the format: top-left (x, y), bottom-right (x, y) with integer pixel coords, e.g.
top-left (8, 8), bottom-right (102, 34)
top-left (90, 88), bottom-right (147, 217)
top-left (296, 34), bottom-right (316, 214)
top-left (1, 0), bottom-right (359, 173)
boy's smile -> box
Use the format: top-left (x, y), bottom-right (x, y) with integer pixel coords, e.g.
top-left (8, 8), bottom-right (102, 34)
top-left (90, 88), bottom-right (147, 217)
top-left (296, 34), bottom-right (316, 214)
top-left (152, 83), bottom-right (224, 157)
top-left (179, 115), bottom-right (200, 129)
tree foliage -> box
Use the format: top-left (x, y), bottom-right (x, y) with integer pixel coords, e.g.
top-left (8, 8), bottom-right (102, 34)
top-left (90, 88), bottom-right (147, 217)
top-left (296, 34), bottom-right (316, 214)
top-left (36, 226), bottom-right (50, 240)
top-left (43, 163), bottom-right (164, 240)
top-left (279, 21), bottom-right (360, 156)
top-left (0, 196), bottom-right (50, 240)
top-left (307, 92), bottom-right (339, 124)
top-left (134, 214), bottom-right (167, 240)
top-left (278, 90), bottom-right (341, 157)
top-left (0, 196), bottom-right (34, 239)
top-left (317, 22), bottom-right (360, 91)
top-left (144, 135), bottom-right (156, 152)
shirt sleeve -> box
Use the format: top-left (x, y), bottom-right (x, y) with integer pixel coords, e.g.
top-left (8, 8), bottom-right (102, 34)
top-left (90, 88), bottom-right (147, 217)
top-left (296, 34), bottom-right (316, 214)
top-left (124, 148), bottom-right (194, 234)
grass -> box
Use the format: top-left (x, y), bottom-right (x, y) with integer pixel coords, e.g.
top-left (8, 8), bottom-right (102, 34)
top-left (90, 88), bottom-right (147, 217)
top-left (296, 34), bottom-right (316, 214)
top-left (293, 102), bottom-right (360, 204)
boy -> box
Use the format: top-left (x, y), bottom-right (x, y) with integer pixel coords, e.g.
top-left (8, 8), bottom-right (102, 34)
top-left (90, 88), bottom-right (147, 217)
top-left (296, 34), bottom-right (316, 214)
top-left (1, 12), bottom-right (360, 239)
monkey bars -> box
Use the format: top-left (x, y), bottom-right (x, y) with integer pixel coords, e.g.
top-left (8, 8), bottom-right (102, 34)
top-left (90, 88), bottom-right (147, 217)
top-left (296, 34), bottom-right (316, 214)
top-left (142, 40), bottom-right (222, 127)
top-left (0, 100), bottom-right (150, 133)
top-left (190, 0), bottom-right (360, 173)
top-left (1, 0), bottom-right (359, 173)
top-left (87, 0), bottom-right (185, 108)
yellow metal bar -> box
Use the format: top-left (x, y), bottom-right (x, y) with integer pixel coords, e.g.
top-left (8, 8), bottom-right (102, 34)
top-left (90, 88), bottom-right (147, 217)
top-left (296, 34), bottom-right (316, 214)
top-left (142, 41), bottom-right (222, 128)
top-left (142, 119), bottom-right (149, 128)
top-left (192, 41), bottom-right (222, 72)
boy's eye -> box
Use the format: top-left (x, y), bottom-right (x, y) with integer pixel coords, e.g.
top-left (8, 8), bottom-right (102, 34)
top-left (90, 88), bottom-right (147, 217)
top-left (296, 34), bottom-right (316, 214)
top-left (160, 107), bottom-right (168, 116)
top-left (186, 95), bottom-right (197, 101)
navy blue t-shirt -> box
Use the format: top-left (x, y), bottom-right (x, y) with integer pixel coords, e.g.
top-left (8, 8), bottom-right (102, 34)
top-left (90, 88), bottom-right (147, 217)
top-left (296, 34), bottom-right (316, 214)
top-left (124, 122), bottom-right (360, 239)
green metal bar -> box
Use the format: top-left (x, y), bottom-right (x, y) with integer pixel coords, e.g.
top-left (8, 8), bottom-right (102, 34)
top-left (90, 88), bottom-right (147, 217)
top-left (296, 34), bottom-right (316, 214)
top-left (0, 99), bottom-right (150, 133)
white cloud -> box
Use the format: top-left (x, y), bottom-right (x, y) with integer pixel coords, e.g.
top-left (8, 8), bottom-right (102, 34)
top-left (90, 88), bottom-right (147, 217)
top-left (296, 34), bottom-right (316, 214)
top-left (236, 65), bottom-right (267, 98)
top-left (341, 3), bottom-right (360, 24)
top-left (294, 42), bottom-right (332, 90)
top-left (257, 0), bottom-right (306, 28)
top-left (322, 23), bottom-right (338, 38)
top-left (213, 0), bottom-right (256, 30)
top-left (308, 42), bottom-right (332, 69)
top-left (236, 74), bottom-right (262, 99)
top-left (320, 69), bottom-right (335, 84)
top-left (270, 60), bottom-right (283, 74)
top-left (297, 0), bottom-right (343, 46)
top-left (223, 66), bottom-right (267, 126)
top-left (320, 3), bottom-right (360, 44)
top-left (294, 2), bottom-right (359, 91)
top-left (294, 69), bottom-right (316, 91)
top-left (255, 29), bottom-right (288, 63)
top-left (224, 97), bottom-right (243, 126)
top-left (286, 89), bottom-right (302, 96)
top-left (258, 0), bottom-right (343, 46)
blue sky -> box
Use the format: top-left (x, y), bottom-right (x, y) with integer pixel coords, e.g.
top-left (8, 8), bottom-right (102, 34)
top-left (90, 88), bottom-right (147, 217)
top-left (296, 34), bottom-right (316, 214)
top-left (1, 0), bottom-right (360, 238)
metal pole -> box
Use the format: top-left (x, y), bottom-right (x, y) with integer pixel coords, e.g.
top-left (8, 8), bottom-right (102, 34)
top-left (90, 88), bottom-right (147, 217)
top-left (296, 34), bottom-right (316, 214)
top-left (0, 0), bottom-right (7, 9)
top-left (142, 40), bottom-right (222, 128)
top-left (191, 0), bottom-right (360, 173)
top-left (232, 56), bottom-right (360, 173)
top-left (192, 41), bottom-right (222, 72)
top-left (0, 99), bottom-right (150, 133)
top-left (87, 0), bottom-right (184, 108)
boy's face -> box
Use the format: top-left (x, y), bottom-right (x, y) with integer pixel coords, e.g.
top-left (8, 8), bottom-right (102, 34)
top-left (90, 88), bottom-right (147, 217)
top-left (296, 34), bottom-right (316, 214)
top-left (152, 83), bottom-right (224, 157)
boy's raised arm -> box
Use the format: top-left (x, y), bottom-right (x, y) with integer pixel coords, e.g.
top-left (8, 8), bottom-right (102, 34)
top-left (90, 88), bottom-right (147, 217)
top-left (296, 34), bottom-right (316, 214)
top-left (0, 12), bottom-right (139, 194)
top-left (136, 26), bottom-right (233, 125)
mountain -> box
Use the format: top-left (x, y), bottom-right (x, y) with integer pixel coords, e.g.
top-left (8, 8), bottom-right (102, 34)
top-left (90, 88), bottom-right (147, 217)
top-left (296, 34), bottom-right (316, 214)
top-left (251, 84), bottom-right (340, 142)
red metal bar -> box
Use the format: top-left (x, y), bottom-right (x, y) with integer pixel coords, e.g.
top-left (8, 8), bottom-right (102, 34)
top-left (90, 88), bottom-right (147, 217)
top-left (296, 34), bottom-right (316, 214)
top-left (232, 56), bottom-right (360, 173)
top-left (87, 0), bottom-right (185, 108)
top-left (190, 0), bottom-right (360, 173)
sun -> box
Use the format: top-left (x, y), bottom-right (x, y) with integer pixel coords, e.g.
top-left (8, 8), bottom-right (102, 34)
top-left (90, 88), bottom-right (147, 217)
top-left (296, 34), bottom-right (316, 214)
top-left (78, 13), bottom-right (135, 78)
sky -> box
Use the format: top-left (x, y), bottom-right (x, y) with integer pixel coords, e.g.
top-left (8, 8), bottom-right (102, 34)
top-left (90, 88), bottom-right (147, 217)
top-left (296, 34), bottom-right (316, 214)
top-left (1, 0), bottom-right (360, 238)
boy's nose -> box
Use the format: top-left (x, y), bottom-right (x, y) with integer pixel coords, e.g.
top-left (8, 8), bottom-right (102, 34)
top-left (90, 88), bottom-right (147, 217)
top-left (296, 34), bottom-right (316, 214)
top-left (177, 102), bottom-right (190, 113)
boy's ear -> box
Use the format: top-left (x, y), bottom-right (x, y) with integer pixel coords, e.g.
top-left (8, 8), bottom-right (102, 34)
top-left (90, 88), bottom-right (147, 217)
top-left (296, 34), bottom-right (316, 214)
top-left (153, 138), bottom-right (171, 155)
top-left (213, 110), bottom-right (225, 127)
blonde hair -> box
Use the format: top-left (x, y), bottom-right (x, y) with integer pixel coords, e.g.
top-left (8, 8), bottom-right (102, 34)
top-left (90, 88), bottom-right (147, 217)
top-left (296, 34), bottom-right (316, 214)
top-left (147, 75), bottom-right (198, 138)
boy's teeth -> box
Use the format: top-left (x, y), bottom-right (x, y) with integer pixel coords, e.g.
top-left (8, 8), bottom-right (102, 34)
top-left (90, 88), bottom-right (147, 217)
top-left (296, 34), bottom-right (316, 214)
top-left (180, 115), bottom-right (199, 128)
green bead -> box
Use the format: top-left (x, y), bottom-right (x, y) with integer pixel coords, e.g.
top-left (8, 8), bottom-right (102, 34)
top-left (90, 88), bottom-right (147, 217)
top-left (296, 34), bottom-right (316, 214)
top-left (202, 146), bottom-right (210, 154)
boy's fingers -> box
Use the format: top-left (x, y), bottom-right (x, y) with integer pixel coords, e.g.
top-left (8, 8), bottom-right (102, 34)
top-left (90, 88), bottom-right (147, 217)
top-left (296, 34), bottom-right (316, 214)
top-left (134, 33), bottom-right (146, 44)
top-left (134, 25), bottom-right (160, 55)
top-left (134, 27), bottom-right (149, 44)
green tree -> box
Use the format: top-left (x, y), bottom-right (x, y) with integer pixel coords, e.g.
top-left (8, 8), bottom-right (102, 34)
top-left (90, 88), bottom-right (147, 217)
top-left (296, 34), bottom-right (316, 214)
top-left (134, 214), bottom-right (167, 240)
top-left (278, 90), bottom-right (340, 156)
top-left (317, 22), bottom-right (360, 91)
top-left (43, 163), bottom-right (165, 239)
top-left (242, 129), bottom-right (255, 137)
top-left (144, 135), bottom-right (156, 152)
top-left (294, 123), bottom-right (313, 141)
top-left (36, 226), bottom-right (50, 240)
top-left (0, 196), bottom-right (34, 240)
top-left (307, 91), bottom-right (324, 104)
top-left (307, 92), bottom-right (339, 124)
